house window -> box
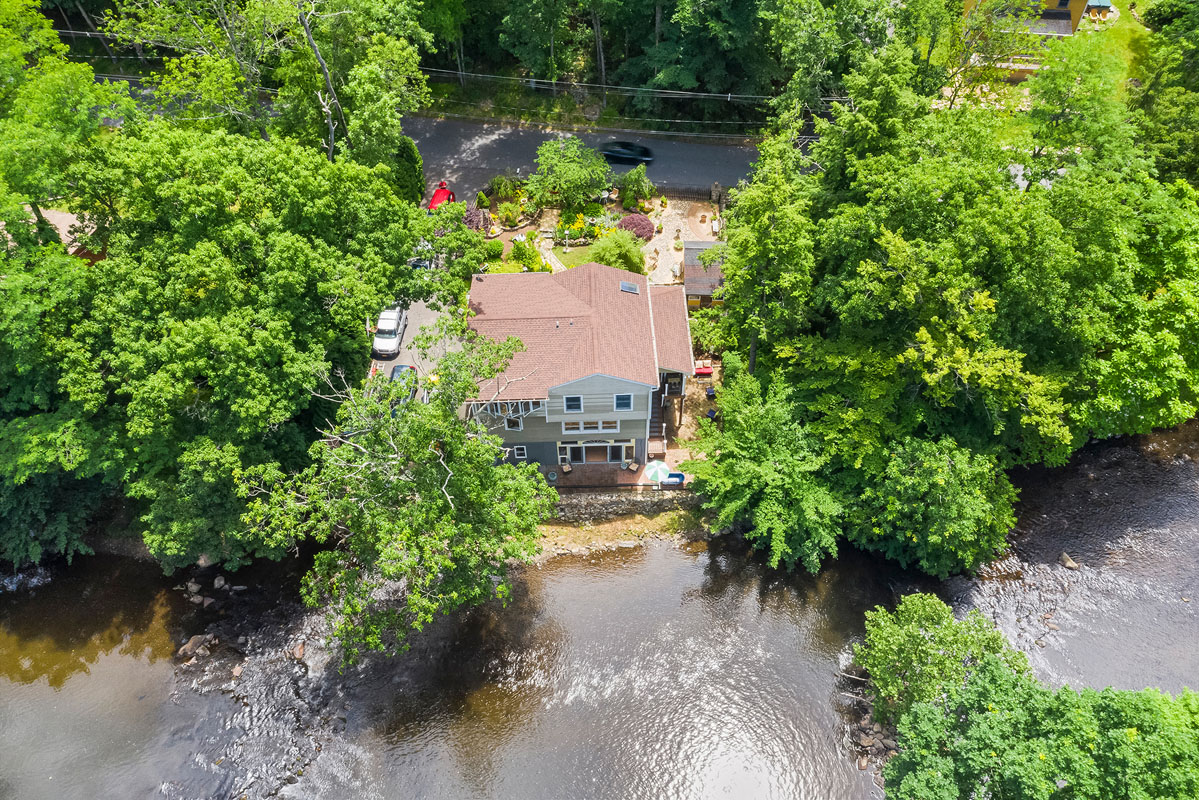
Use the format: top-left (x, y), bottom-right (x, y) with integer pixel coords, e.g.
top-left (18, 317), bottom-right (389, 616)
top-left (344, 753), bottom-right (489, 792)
top-left (513, 446), bottom-right (527, 460)
top-left (563, 421), bottom-right (582, 433)
top-left (530, 400), bottom-right (545, 413)
top-left (601, 420), bottom-right (619, 432)
top-left (564, 395), bottom-right (583, 413)
top-left (505, 416), bottom-right (522, 431)
top-left (614, 393), bottom-right (633, 412)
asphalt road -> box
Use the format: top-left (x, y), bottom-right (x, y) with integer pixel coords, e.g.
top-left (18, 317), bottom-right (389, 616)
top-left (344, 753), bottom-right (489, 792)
top-left (405, 116), bottom-right (759, 201)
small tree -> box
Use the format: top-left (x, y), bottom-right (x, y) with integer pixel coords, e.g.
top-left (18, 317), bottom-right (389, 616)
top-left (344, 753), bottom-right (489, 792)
top-left (616, 164), bottom-right (656, 203)
top-left (525, 136), bottom-right (611, 212)
top-left (589, 228), bottom-right (645, 273)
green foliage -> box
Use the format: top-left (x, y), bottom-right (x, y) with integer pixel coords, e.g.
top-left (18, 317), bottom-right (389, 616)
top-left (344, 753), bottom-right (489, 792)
top-left (615, 164), bottom-right (656, 203)
top-left (476, 191), bottom-right (491, 208)
top-left (588, 228), bottom-right (645, 273)
top-left (486, 172), bottom-right (521, 201)
top-left (689, 306), bottom-right (732, 355)
top-left (682, 355), bottom-right (843, 572)
top-left (509, 236), bottom-right (546, 271)
top-left (242, 327), bottom-right (557, 664)
top-left (2, 122), bottom-right (456, 570)
top-left (860, 596), bottom-right (1199, 800)
top-left (497, 201), bottom-right (522, 227)
top-left (854, 593), bottom-right (1028, 723)
top-left (708, 40), bottom-right (1199, 579)
top-left (852, 437), bottom-right (1018, 577)
top-left (483, 238), bottom-right (505, 261)
top-left (525, 136), bottom-right (611, 212)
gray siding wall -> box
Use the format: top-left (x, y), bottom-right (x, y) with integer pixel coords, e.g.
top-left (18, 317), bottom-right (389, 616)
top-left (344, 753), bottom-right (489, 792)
top-left (546, 375), bottom-right (653, 424)
top-left (501, 441), bottom-right (557, 466)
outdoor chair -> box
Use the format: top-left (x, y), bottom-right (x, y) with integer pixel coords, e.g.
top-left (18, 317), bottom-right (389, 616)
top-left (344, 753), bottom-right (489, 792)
top-left (627, 461), bottom-right (640, 472)
top-left (706, 386), bottom-right (717, 400)
top-left (561, 462), bottom-right (573, 474)
top-left (706, 409), bottom-right (717, 422)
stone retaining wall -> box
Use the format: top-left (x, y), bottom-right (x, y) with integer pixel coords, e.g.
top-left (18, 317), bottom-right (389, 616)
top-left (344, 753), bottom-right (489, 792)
top-left (554, 489), bottom-right (702, 523)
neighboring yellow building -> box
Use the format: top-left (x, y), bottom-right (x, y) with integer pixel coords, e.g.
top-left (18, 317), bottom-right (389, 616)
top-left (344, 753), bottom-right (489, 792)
top-left (963, 0), bottom-right (1090, 79)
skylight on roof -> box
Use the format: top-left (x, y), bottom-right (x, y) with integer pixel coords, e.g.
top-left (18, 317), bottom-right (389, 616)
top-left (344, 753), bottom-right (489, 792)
top-left (620, 281), bottom-right (639, 294)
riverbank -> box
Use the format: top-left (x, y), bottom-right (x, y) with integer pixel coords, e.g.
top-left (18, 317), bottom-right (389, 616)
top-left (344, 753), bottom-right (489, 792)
top-left (536, 507), bottom-right (714, 561)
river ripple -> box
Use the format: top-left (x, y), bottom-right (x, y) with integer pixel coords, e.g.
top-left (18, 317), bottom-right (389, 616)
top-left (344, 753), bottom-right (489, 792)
top-left (2, 425), bottom-right (1197, 799)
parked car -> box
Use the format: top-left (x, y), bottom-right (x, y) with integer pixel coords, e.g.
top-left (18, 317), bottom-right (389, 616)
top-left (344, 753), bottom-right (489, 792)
top-left (427, 180), bottom-right (455, 211)
top-left (600, 141), bottom-right (654, 165)
top-left (389, 364), bottom-right (418, 403)
top-left (372, 307), bottom-right (407, 357)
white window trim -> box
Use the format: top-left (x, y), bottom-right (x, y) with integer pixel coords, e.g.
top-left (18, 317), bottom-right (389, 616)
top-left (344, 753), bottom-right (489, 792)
top-left (563, 420), bottom-right (620, 434)
top-left (505, 416), bottom-right (523, 431)
top-left (613, 393), bottom-right (633, 412)
top-left (563, 395), bottom-right (583, 413)
top-left (513, 445), bottom-right (527, 459)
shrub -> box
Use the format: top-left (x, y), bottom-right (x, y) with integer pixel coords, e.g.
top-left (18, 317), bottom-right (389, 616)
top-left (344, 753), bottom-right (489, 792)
top-left (497, 202), bottom-right (521, 227)
top-left (510, 237), bottom-right (544, 271)
top-left (487, 173), bottom-right (520, 200)
top-left (482, 239), bottom-right (504, 261)
top-left (463, 206), bottom-right (489, 232)
top-left (476, 191), bottom-right (490, 209)
top-left (616, 213), bottom-right (654, 241)
top-left (616, 164), bottom-right (656, 203)
top-left (589, 229), bottom-right (645, 274)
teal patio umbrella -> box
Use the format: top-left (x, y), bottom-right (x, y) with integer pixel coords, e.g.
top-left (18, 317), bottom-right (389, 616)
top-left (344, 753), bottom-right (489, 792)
top-left (643, 460), bottom-right (671, 482)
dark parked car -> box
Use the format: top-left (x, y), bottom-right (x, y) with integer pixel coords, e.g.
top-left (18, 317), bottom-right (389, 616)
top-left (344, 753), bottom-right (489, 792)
top-left (600, 141), bottom-right (653, 165)
top-left (389, 364), bottom-right (418, 403)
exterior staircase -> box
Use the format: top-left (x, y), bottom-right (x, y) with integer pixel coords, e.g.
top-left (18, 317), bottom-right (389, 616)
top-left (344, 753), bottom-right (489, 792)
top-left (648, 389), bottom-right (667, 458)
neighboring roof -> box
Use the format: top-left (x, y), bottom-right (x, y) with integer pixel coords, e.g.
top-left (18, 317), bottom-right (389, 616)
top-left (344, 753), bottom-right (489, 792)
top-left (682, 240), bottom-right (724, 297)
top-left (649, 285), bottom-right (693, 374)
top-left (467, 262), bottom-right (693, 400)
top-left (1023, 15), bottom-right (1075, 36)
top-left (1087, 0), bottom-right (1112, 7)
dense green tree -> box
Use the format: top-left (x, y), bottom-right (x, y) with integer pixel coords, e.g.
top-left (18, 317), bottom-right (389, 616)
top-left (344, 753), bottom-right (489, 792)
top-left (1, 123), bottom-right (458, 569)
top-left (682, 354), bottom-right (843, 572)
top-left (855, 594), bottom-right (1027, 722)
top-left (851, 436), bottom-right (1017, 577)
top-left (859, 596), bottom-right (1199, 800)
top-left (706, 42), bottom-right (1199, 577)
top-left (241, 325), bottom-right (557, 664)
top-left (525, 136), bottom-right (611, 212)
top-left (1134, 0), bottom-right (1199, 186)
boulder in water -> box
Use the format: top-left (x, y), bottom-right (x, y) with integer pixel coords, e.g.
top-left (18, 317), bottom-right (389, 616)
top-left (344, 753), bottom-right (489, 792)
top-left (186, 580), bottom-right (201, 594)
top-left (1058, 552), bottom-right (1080, 570)
top-left (178, 634), bottom-right (213, 658)
top-left (213, 575), bottom-right (226, 590)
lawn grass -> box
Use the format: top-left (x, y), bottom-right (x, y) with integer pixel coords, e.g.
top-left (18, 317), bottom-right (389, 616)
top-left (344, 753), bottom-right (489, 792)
top-left (484, 260), bottom-right (525, 273)
top-left (1077, 6), bottom-right (1151, 89)
top-left (552, 244), bottom-right (598, 269)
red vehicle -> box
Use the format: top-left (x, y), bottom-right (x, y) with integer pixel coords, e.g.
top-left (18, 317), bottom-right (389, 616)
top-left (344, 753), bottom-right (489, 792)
top-left (427, 180), bottom-right (455, 210)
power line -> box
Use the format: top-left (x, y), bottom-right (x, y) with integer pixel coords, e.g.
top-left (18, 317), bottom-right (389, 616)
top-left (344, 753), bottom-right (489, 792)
top-left (420, 67), bottom-right (772, 103)
top-left (433, 97), bottom-right (763, 128)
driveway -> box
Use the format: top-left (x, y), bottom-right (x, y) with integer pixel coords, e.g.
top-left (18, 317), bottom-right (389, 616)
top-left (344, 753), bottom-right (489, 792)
top-left (369, 300), bottom-right (443, 379)
top-left (405, 116), bottom-right (759, 201)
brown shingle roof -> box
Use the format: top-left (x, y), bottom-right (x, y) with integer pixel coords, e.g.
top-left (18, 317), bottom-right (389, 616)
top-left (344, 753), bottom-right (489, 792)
top-left (682, 241), bottom-right (724, 297)
top-left (650, 285), bottom-right (693, 374)
top-left (468, 262), bottom-right (692, 400)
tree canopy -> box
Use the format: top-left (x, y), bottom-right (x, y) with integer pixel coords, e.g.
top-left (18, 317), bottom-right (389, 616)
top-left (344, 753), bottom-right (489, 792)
top-left (699, 39), bottom-right (1199, 576)
top-left (859, 595), bottom-right (1199, 800)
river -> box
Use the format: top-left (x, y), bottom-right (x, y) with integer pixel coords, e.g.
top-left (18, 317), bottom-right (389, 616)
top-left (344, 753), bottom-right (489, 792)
top-left (1, 427), bottom-right (1196, 800)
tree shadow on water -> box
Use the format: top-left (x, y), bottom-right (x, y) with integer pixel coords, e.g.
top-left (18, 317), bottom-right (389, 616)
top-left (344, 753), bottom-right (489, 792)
top-left (0, 555), bottom-right (186, 688)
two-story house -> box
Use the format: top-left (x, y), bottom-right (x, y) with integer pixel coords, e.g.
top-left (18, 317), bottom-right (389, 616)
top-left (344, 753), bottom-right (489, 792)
top-left (465, 262), bottom-right (694, 468)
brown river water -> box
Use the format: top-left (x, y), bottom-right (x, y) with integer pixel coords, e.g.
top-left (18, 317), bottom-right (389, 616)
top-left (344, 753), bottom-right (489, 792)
top-left (1, 427), bottom-right (1196, 800)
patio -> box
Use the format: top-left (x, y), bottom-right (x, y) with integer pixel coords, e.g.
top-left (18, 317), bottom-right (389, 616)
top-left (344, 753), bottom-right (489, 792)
top-left (540, 461), bottom-right (687, 490)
